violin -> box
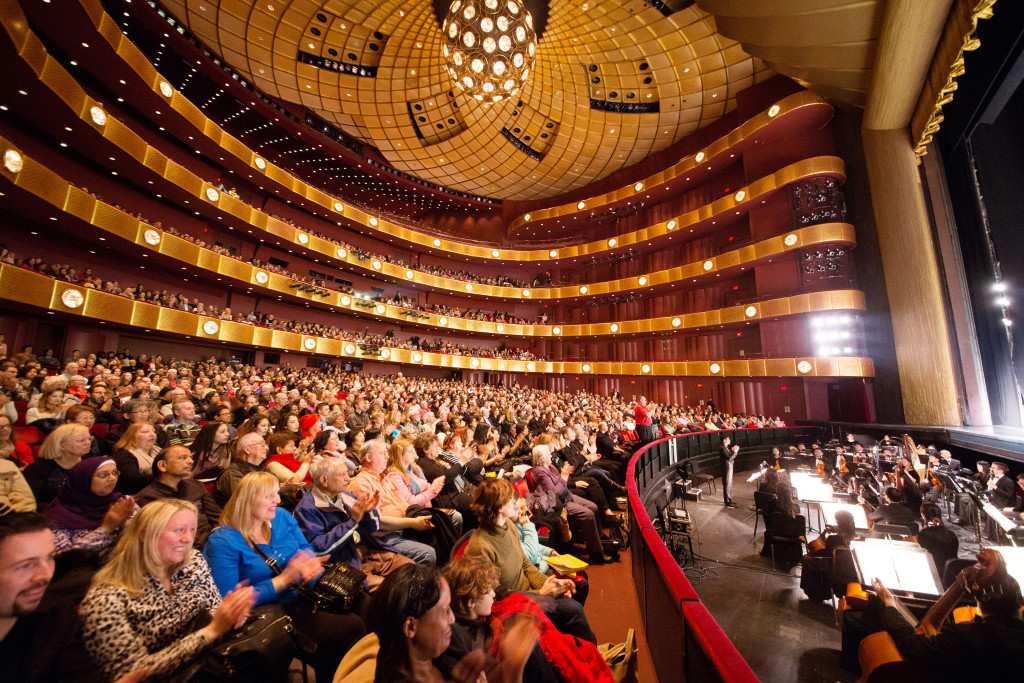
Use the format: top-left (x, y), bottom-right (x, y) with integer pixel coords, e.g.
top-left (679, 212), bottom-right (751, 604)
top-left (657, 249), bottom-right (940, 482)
top-left (838, 455), bottom-right (849, 474)
top-left (815, 459), bottom-right (825, 477)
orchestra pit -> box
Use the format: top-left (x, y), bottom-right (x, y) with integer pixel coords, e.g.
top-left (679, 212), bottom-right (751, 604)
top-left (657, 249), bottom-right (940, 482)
top-left (2, 1), bottom-right (1024, 681)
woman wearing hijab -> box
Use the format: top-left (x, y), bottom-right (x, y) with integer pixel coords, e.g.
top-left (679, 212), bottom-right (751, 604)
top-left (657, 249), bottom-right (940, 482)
top-left (44, 457), bottom-right (138, 556)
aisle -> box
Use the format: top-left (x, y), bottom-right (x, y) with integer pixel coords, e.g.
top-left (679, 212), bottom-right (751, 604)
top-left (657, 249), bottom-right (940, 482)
top-left (585, 546), bottom-right (657, 682)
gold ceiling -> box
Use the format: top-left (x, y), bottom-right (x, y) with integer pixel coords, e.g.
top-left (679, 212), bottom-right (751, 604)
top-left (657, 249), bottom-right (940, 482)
top-left (159, 0), bottom-right (772, 200)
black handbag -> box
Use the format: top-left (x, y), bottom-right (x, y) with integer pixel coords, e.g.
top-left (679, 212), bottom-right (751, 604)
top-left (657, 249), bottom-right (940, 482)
top-left (252, 544), bottom-right (366, 613)
top-left (159, 604), bottom-right (296, 683)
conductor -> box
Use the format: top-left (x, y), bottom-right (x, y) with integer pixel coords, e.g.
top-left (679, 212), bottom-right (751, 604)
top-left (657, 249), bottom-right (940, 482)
top-left (720, 437), bottom-right (738, 508)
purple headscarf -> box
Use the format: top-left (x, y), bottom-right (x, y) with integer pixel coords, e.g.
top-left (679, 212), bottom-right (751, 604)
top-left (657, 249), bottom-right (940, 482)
top-left (44, 458), bottom-right (123, 530)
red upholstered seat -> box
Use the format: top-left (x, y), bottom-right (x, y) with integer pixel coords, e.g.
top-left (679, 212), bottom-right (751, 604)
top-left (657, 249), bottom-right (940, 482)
top-left (90, 424), bottom-right (109, 437)
top-left (17, 425), bottom-right (46, 445)
top-left (513, 478), bottom-right (530, 498)
top-left (14, 401), bottom-right (28, 426)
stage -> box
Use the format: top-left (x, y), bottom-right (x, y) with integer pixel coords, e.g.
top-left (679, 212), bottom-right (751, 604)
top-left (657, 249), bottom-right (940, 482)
top-left (668, 474), bottom-right (984, 683)
top-left (806, 421), bottom-right (1024, 465)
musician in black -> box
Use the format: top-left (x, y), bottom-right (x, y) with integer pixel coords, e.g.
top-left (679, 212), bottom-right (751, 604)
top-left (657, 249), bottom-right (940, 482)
top-left (916, 502), bottom-right (959, 577)
top-left (720, 438), bottom-right (737, 508)
top-left (873, 552), bottom-right (1024, 683)
top-left (988, 462), bottom-right (1016, 509)
top-left (862, 486), bottom-right (916, 527)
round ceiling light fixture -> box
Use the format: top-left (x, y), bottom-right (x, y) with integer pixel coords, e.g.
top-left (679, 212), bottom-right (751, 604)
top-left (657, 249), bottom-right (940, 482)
top-left (337, 248), bottom-right (347, 258)
top-left (582, 363), bottom-right (591, 372)
top-left (710, 363), bottom-right (721, 374)
top-left (797, 360), bottom-right (813, 374)
top-left (527, 362), bottom-right (536, 372)
top-left (405, 270), bottom-right (415, 279)
top-left (375, 304), bottom-right (386, 315)
top-left (667, 220), bottom-right (676, 230)
top-left (745, 305), bottom-right (757, 318)
top-left (496, 324), bottom-right (505, 332)
top-left (202, 320), bottom-right (219, 335)
top-left (610, 323), bottom-right (619, 332)
top-left (522, 289), bottom-right (531, 297)
top-left (255, 271), bottom-right (269, 284)
top-left (492, 249), bottom-right (500, 257)
top-left (143, 229), bottom-right (161, 245)
top-left (549, 250), bottom-right (557, 258)
top-left (783, 233), bottom-right (798, 246)
top-left (158, 81), bottom-right (174, 98)
top-left (413, 352), bottom-right (423, 362)
top-left (341, 295), bottom-right (351, 305)
top-left (441, 0), bottom-right (536, 103)
top-left (641, 363), bottom-right (651, 374)
top-left (768, 104), bottom-right (781, 117)
top-left (672, 317), bottom-right (681, 327)
top-left (303, 338), bottom-right (316, 350)
top-left (255, 157), bottom-right (267, 170)
top-left (433, 238), bottom-right (442, 247)
top-left (345, 343), bottom-right (356, 354)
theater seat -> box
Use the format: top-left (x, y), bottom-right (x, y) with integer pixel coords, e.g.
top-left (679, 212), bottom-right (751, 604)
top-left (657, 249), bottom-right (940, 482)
top-left (449, 530), bottom-right (474, 563)
top-left (14, 401), bottom-right (28, 426)
top-left (90, 424), bottom-right (109, 437)
top-left (17, 425), bottom-right (46, 445)
top-left (512, 478), bottom-right (529, 498)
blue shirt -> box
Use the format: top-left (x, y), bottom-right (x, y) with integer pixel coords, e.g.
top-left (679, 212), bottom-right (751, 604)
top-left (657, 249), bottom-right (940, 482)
top-left (203, 507), bottom-right (313, 605)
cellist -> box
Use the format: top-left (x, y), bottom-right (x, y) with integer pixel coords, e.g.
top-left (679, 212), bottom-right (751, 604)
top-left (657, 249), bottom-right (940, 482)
top-left (871, 549), bottom-right (1024, 683)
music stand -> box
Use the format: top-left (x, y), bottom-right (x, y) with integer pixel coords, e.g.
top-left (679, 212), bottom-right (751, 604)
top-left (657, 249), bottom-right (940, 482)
top-left (850, 540), bottom-right (943, 597)
top-left (819, 502), bottom-right (870, 531)
top-left (792, 475), bottom-right (834, 534)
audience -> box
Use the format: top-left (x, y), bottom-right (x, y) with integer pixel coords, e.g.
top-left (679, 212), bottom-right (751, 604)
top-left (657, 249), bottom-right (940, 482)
top-left (204, 471), bottom-right (366, 682)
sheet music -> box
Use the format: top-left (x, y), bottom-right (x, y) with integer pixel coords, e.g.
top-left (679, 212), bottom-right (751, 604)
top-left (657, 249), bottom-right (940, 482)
top-left (851, 541), bottom-right (942, 596)
top-left (819, 502), bottom-right (870, 529)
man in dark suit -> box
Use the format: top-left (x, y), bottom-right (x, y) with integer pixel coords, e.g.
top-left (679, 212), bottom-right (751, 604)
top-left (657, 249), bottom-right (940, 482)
top-left (988, 462), bottom-right (1016, 508)
top-left (939, 449), bottom-right (961, 472)
top-left (864, 486), bottom-right (917, 527)
top-left (720, 438), bottom-right (738, 508)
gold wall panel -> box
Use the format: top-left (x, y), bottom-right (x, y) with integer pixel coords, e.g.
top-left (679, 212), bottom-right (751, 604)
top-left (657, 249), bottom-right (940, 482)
top-left (158, 308), bottom-right (198, 336)
top-left (251, 326), bottom-right (276, 347)
top-left (217, 256), bottom-right (252, 282)
top-left (83, 290), bottom-right (134, 322)
top-left (129, 301), bottom-right (161, 329)
top-left (0, 266), bottom-right (56, 309)
top-left (219, 320), bottom-right (255, 344)
top-left (63, 186), bottom-right (97, 223)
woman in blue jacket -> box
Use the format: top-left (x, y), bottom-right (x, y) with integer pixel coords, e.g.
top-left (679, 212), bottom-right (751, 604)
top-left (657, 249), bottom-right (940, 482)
top-left (204, 471), bottom-right (365, 682)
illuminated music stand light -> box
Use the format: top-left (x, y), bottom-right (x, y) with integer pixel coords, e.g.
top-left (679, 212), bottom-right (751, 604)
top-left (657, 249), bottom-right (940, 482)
top-left (851, 540), bottom-right (943, 597)
top-left (990, 546), bottom-right (1024, 589)
top-left (819, 502), bottom-right (871, 531)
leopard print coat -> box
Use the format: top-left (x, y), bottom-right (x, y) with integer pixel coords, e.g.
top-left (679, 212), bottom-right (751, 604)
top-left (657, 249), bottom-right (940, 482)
top-left (79, 549), bottom-right (223, 680)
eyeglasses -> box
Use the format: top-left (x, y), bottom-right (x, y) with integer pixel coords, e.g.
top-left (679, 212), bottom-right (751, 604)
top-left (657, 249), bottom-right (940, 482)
top-left (93, 470), bottom-right (121, 480)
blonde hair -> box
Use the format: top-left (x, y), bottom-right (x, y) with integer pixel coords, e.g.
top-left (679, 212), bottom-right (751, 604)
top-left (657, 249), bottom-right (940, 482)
top-left (37, 423), bottom-right (89, 461)
top-left (114, 422), bottom-right (150, 452)
top-left (92, 499), bottom-right (198, 596)
top-left (386, 437), bottom-right (421, 483)
top-left (219, 471), bottom-right (279, 544)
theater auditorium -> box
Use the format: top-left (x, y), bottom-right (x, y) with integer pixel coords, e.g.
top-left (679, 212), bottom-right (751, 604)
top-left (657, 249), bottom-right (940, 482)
top-left (2, 0), bottom-right (1024, 681)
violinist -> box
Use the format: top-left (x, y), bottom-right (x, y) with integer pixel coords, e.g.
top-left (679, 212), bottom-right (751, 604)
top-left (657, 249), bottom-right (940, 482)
top-left (833, 445), bottom-right (851, 484)
top-left (938, 449), bottom-right (961, 472)
top-left (862, 486), bottom-right (916, 527)
top-left (873, 550), bottom-right (1024, 683)
top-left (812, 447), bottom-right (833, 478)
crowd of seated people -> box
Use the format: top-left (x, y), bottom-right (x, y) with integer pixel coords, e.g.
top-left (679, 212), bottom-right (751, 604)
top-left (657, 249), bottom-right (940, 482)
top-left (0, 249), bottom-right (543, 362)
top-left (0, 344), bottom-right (795, 681)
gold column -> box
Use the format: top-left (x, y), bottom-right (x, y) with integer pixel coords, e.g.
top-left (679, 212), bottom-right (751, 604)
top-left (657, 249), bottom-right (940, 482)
top-left (862, 128), bottom-right (960, 425)
top-left (861, 0), bottom-right (961, 426)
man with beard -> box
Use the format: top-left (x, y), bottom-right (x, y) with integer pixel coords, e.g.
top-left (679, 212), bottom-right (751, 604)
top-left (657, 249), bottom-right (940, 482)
top-left (0, 512), bottom-right (148, 682)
